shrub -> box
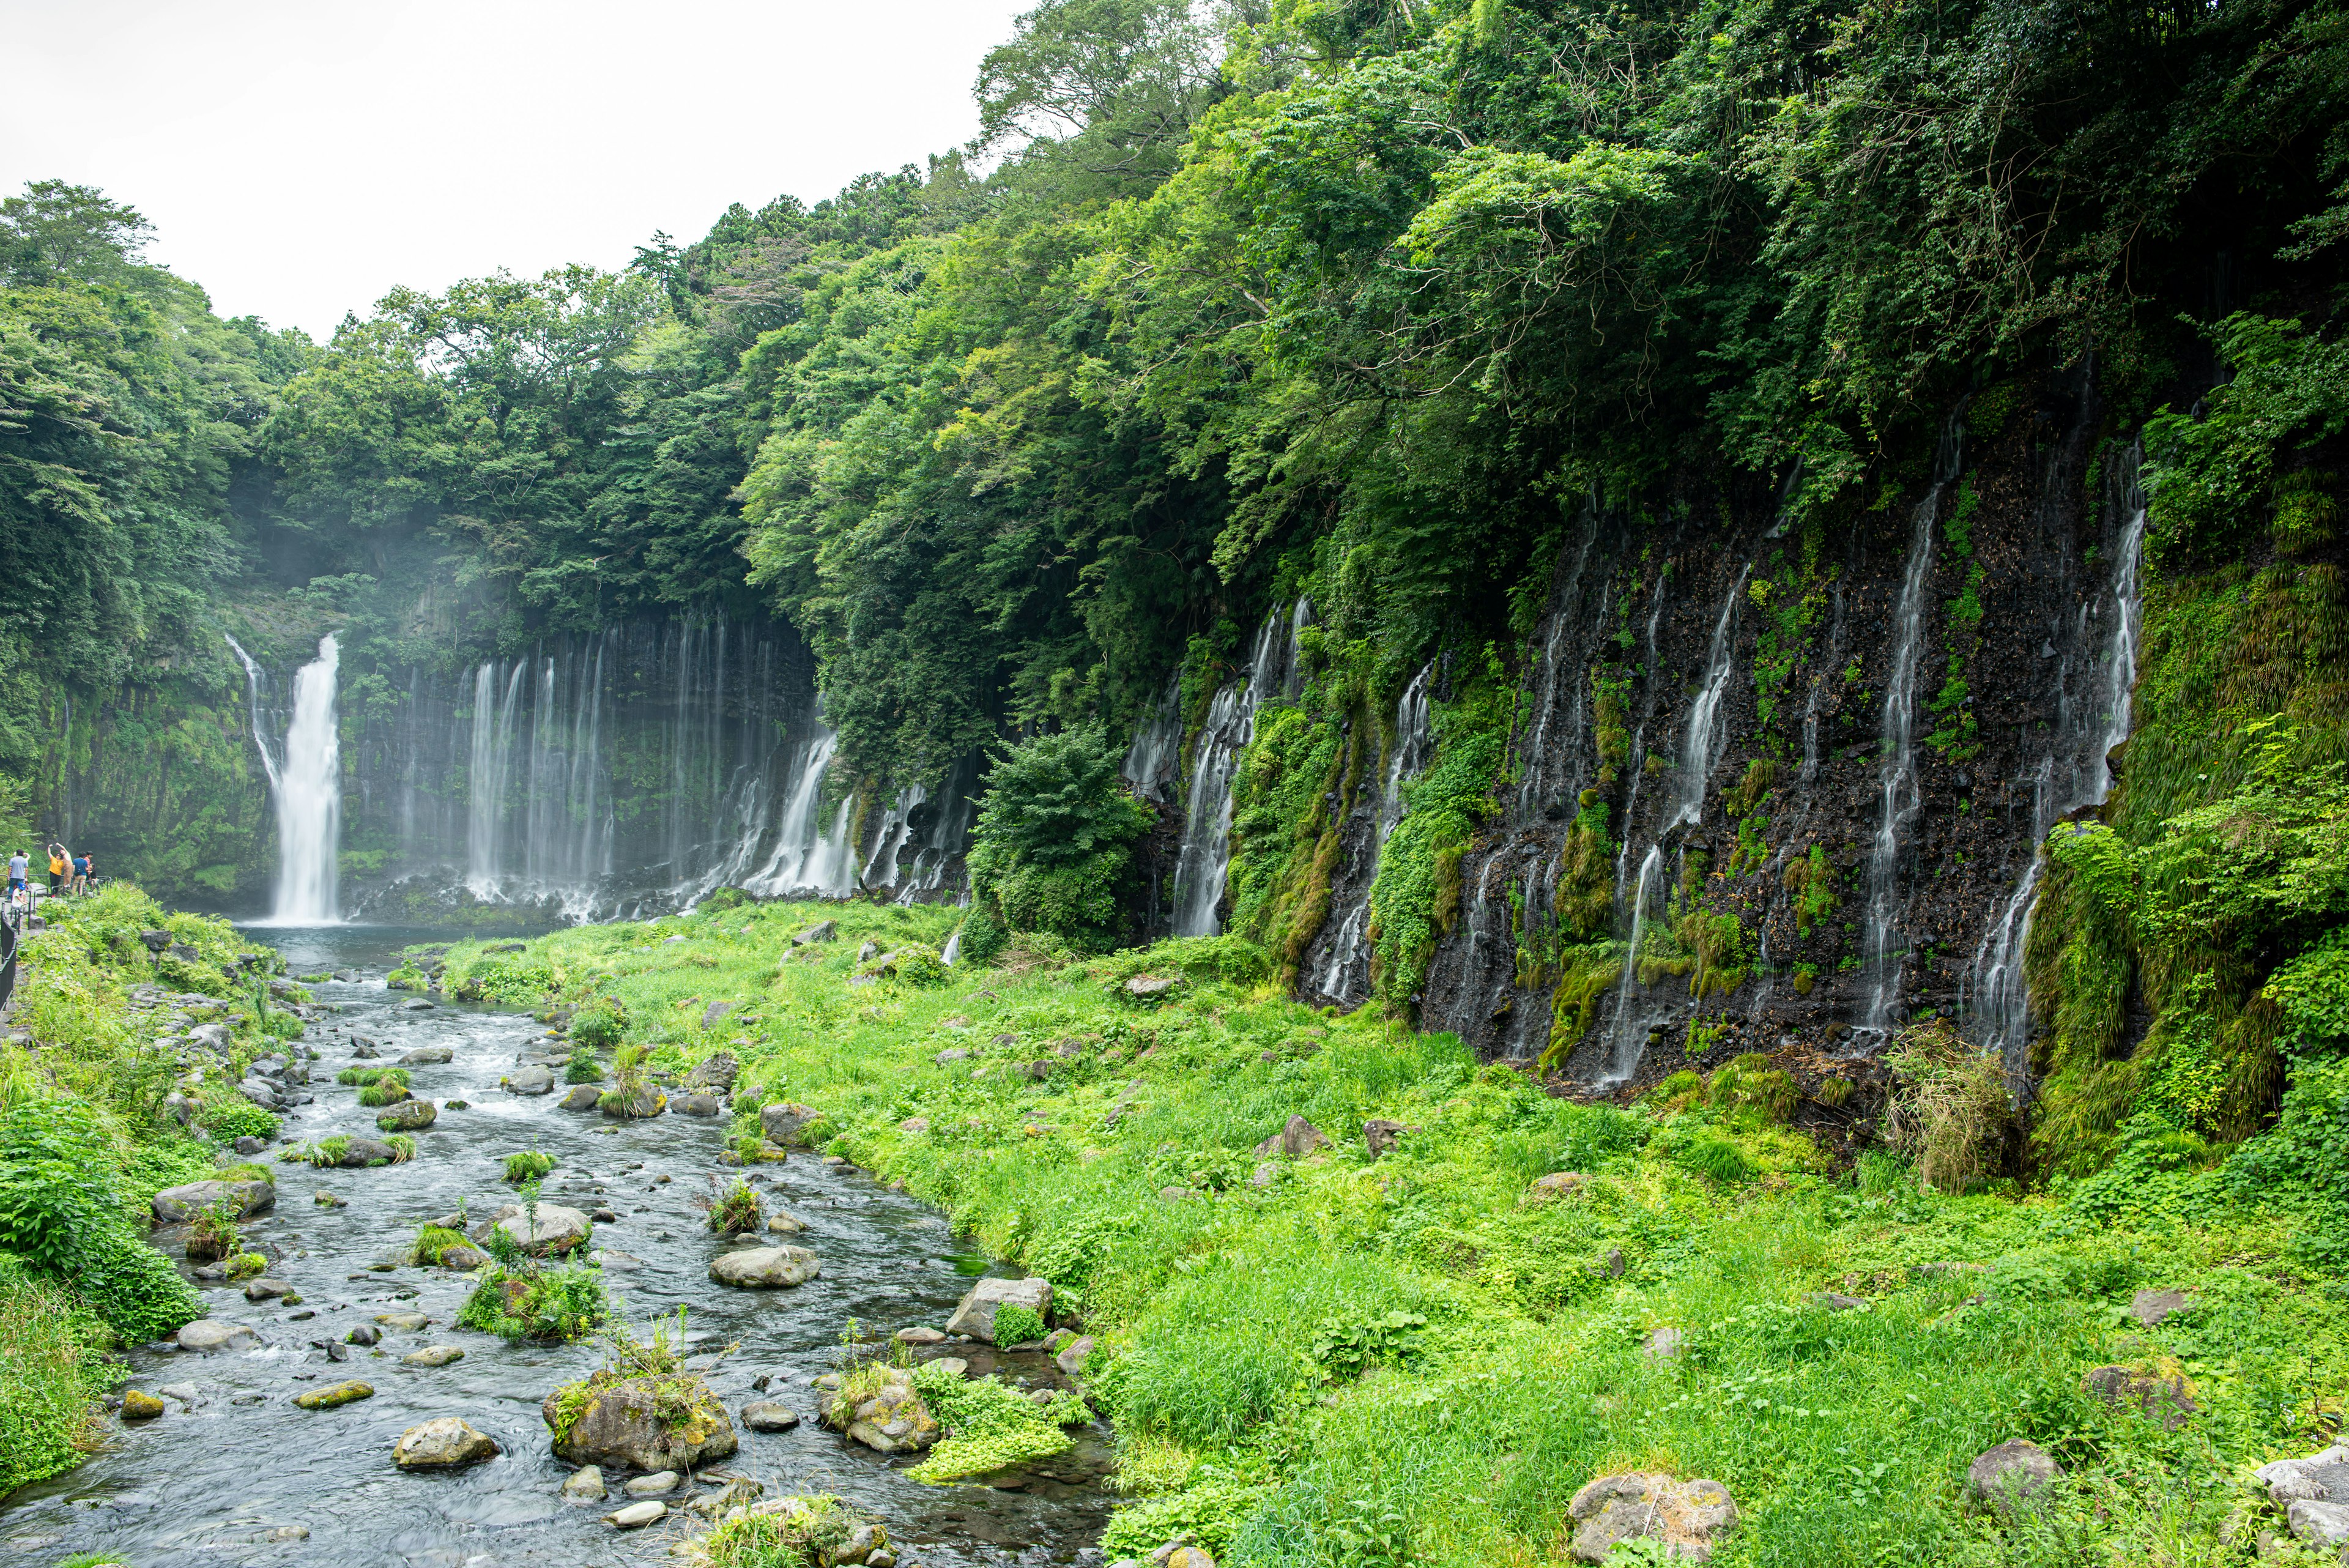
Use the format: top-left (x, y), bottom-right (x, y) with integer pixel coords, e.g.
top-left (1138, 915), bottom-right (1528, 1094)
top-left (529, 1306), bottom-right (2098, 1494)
top-left (456, 1261), bottom-right (609, 1341)
top-left (992, 1302), bottom-right (1047, 1348)
top-left (1677, 1133), bottom-right (1756, 1184)
top-left (503, 1150), bottom-right (556, 1184)
top-left (1101, 1481), bottom-right (1276, 1562)
top-left (680, 1495), bottom-right (866, 1568)
top-left (563, 1047), bottom-right (603, 1083)
top-left (703, 1178), bottom-right (761, 1235)
top-left (907, 1362), bottom-right (1088, 1481)
top-left (0, 1096), bottom-right (201, 1342)
top-left (967, 727), bottom-right (1153, 952)
top-left (0, 1257), bottom-right (104, 1497)
top-left (1885, 1018), bottom-right (2008, 1190)
top-left (571, 1000), bottom-right (626, 1050)
top-left (197, 1098), bottom-right (277, 1144)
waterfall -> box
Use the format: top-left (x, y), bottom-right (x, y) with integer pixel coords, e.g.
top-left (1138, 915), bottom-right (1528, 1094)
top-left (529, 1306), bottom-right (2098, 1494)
top-left (1598, 844), bottom-right (1664, 1085)
top-left (1313, 663), bottom-right (1435, 1002)
top-left (1168, 609), bottom-right (1295, 938)
top-left (743, 729), bottom-right (856, 898)
top-left (464, 663), bottom-right (524, 896)
top-left (1966, 461), bottom-right (2147, 1072)
top-left (1861, 420), bottom-right (1967, 1033)
top-left (1121, 677), bottom-right (1185, 803)
top-left (227, 633), bottom-right (343, 924)
top-left (1668, 567), bottom-right (1751, 830)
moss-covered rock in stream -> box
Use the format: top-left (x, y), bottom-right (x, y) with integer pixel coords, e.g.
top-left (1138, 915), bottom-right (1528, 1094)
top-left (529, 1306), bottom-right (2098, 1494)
top-left (544, 1365), bottom-right (738, 1473)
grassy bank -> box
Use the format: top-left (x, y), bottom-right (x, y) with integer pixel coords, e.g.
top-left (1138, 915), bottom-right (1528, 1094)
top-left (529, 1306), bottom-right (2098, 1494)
top-left (0, 886), bottom-right (295, 1498)
top-left (445, 899), bottom-right (2349, 1568)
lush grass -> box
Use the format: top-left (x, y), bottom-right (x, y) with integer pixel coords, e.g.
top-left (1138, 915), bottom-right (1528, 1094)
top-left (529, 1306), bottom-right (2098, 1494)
top-left (443, 902), bottom-right (2348, 1567)
top-left (0, 884), bottom-right (292, 1495)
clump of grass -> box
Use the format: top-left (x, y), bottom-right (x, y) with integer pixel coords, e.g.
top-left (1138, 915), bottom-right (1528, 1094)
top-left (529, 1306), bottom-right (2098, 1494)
top-left (1885, 1017), bottom-right (2008, 1191)
top-left (411, 1224), bottom-right (468, 1265)
top-left (679, 1495), bottom-right (864, 1568)
top-left (457, 1261), bottom-right (609, 1340)
top-left (184, 1198), bottom-right (240, 1261)
top-left (503, 1149), bottom-right (556, 1184)
top-left (384, 1133), bottom-right (417, 1163)
top-left (336, 1066), bottom-right (408, 1088)
top-left (357, 1080), bottom-right (410, 1107)
top-left (702, 1176), bottom-right (761, 1235)
top-left (563, 1047), bottom-right (603, 1083)
top-left (305, 1135), bottom-right (352, 1168)
top-left (992, 1302), bottom-right (1047, 1348)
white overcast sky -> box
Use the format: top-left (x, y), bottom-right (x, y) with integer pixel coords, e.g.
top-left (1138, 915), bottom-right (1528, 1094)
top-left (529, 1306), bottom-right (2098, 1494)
top-left (1, 0), bottom-right (1034, 339)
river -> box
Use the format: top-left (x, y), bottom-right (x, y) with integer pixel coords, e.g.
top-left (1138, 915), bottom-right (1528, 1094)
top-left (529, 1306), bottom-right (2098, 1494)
top-left (0, 925), bottom-right (1113, 1568)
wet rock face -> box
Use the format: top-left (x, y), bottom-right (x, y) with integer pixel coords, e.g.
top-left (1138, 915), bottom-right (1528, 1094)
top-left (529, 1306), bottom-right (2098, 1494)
top-left (545, 1378), bottom-right (739, 1474)
top-left (1408, 373), bottom-right (2133, 1087)
top-left (944, 1275), bottom-right (1052, 1339)
top-left (393, 1416), bottom-right (499, 1470)
top-left (152, 1179), bottom-right (275, 1223)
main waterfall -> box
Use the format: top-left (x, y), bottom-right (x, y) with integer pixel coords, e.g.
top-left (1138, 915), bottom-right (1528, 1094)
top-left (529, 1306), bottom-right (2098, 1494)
top-left (228, 632), bottom-right (343, 924)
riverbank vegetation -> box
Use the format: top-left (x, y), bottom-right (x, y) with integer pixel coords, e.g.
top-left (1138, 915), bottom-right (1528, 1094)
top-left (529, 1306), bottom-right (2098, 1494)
top-left (440, 901), bottom-right (2349, 1566)
top-left (0, 886), bottom-right (295, 1497)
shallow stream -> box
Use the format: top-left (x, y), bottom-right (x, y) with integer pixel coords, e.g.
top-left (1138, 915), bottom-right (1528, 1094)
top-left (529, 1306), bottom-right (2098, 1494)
top-left (1, 925), bottom-right (1113, 1568)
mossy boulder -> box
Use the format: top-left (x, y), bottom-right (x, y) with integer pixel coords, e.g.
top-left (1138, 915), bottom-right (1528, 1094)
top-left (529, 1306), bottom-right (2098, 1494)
top-left (544, 1373), bottom-right (738, 1474)
top-left (376, 1098), bottom-right (437, 1132)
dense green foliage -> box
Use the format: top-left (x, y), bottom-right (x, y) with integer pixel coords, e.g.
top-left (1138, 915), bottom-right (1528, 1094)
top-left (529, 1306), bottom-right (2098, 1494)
top-left (968, 727), bottom-right (1154, 950)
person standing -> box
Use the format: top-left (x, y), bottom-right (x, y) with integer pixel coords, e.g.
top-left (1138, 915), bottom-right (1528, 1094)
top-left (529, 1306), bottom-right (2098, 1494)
top-left (72, 852), bottom-right (92, 895)
top-left (7, 849), bottom-right (24, 896)
top-left (46, 844), bottom-right (67, 896)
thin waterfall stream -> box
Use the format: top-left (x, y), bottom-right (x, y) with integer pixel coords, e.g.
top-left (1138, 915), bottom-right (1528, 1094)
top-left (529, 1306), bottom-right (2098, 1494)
top-left (229, 634), bottom-right (344, 926)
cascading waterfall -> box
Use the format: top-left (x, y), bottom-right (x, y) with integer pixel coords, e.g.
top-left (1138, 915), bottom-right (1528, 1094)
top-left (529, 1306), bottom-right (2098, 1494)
top-left (1168, 609), bottom-right (1296, 937)
top-left (465, 662), bottom-right (525, 897)
top-left (1121, 677), bottom-right (1185, 803)
top-left (1861, 420), bottom-right (1967, 1033)
top-left (743, 729), bottom-right (852, 897)
top-left (1313, 663), bottom-right (1434, 1003)
top-left (227, 633), bottom-right (343, 924)
top-left (1669, 567), bottom-right (1751, 830)
top-left (1966, 461), bottom-right (2147, 1073)
top-left (1600, 844), bottom-right (1665, 1085)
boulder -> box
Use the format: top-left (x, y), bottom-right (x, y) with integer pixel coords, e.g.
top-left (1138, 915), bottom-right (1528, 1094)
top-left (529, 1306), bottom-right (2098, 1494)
top-left (2256, 1444), bottom-right (2349, 1551)
top-left (243, 1277), bottom-right (292, 1301)
top-left (710, 1246), bottom-right (821, 1288)
top-left (625, 1470), bottom-right (680, 1497)
top-left (700, 1001), bottom-right (732, 1030)
top-left (2128, 1288), bottom-right (2192, 1328)
top-left (404, 1345), bottom-right (466, 1367)
top-left (375, 1312), bottom-right (431, 1331)
top-left (672, 1092), bottom-right (723, 1117)
top-left (759, 1102), bottom-right (821, 1145)
top-left (793, 920), bottom-right (838, 945)
top-left (935, 1048), bottom-right (971, 1065)
top-left (1165, 1551), bottom-right (1215, 1568)
top-left (503, 1066), bottom-right (556, 1096)
top-left (376, 1098), bottom-right (437, 1132)
top-left (1567, 1473), bottom-right (1740, 1562)
top-left (765, 1208), bottom-right (808, 1234)
top-left (742, 1401), bottom-right (802, 1432)
top-left (470, 1202), bottom-right (593, 1256)
top-left (943, 1276), bottom-right (1052, 1340)
top-left (1124, 975), bottom-right (1178, 997)
top-left (560, 1084), bottom-right (603, 1111)
top-left (1643, 1328), bottom-right (1685, 1359)
top-left (1056, 1335), bottom-right (1096, 1377)
top-left (1965, 1440), bottom-right (2061, 1515)
top-left (1526, 1172), bottom-right (1590, 1201)
top-left (545, 1377), bottom-right (739, 1473)
top-left (402, 998), bottom-right (437, 1011)
top-left (295, 1380), bottom-right (375, 1410)
top-left (1363, 1119), bottom-right (1417, 1159)
top-left (402, 1047), bottom-right (453, 1065)
top-left (394, 1417), bottom-right (500, 1470)
top-left (2081, 1365), bottom-right (2197, 1429)
top-left (688, 1052), bottom-right (740, 1091)
top-left (562, 1465), bottom-right (606, 1503)
top-left (1253, 1115), bottom-right (1329, 1159)
top-left (601, 1085), bottom-right (666, 1119)
top-left (823, 1372), bottom-right (938, 1454)
top-left (336, 1138), bottom-right (402, 1167)
top-left (152, 1178), bottom-right (275, 1224)
top-left (898, 1117), bottom-right (930, 1135)
top-left (120, 1389), bottom-right (166, 1421)
top-left (439, 1244), bottom-right (488, 1271)
top-left (607, 1501), bottom-right (667, 1529)
top-left (896, 1326), bottom-right (946, 1345)
top-left (174, 1320), bottom-right (261, 1353)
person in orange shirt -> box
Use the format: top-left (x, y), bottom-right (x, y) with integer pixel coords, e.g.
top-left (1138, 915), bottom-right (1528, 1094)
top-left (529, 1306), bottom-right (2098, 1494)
top-left (46, 845), bottom-right (67, 896)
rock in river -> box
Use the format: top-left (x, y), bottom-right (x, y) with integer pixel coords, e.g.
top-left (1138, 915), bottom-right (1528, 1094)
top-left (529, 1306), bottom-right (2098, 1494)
top-left (607, 1501), bottom-right (667, 1529)
top-left (943, 1275), bottom-right (1052, 1340)
top-left (560, 1084), bottom-right (603, 1111)
top-left (404, 1345), bottom-right (466, 1367)
top-left (561, 1465), bottom-right (606, 1503)
top-left (710, 1245), bottom-right (820, 1288)
top-left (546, 1375), bottom-right (738, 1473)
top-left (174, 1320), bottom-right (261, 1353)
top-left (152, 1178), bottom-right (275, 1224)
top-left (742, 1401), bottom-right (801, 1432)
top-left (401, 1046), bottom-right (452, 1065)
top-left (376, 1098), bottom-right (437, 1132)
top-left (470, 1202), bottom-right (592, 1256)
top-left (672, 1091), bottom-right (722, 1117)
top-left (120, 1389), bottom-right (166, 1421)
top-left (759, 1101), bottom-right (822, 1144)
top-left (503, 1066), bottom-right (556, 1096)
top-left (295, 1381), bottom-right (374, 1410)
top-left (393, 1417), bottom-right (499, 1470)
